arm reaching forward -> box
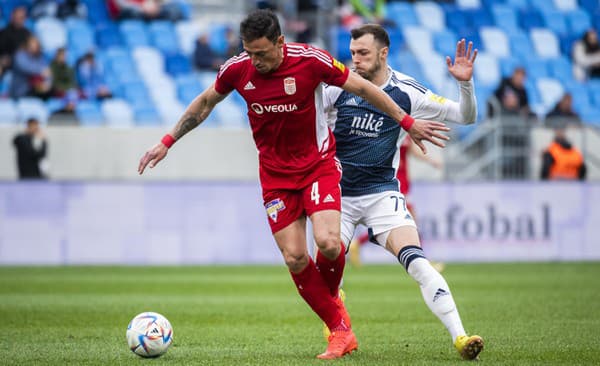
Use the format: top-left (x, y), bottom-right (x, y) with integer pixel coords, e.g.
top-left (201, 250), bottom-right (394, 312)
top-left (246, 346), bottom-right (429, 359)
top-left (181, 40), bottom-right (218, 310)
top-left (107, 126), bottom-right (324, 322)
top-left (341, 70), bottom-right (450, 154)
top-left (138, 84), bottom-right (227, 175)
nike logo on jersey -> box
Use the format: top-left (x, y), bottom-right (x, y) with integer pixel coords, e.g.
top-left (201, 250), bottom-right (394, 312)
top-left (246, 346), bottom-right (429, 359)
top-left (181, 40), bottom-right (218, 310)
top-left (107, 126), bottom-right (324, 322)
top-left (323, 194), bottom-right (335, 203)
top-left (244, 81), bottom-right (256, 90)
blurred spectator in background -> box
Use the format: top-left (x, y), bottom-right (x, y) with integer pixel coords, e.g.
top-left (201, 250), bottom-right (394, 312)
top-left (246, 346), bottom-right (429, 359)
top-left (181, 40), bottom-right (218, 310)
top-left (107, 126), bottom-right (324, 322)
top-left (572, 28), bottom-right (600, 81)
top-left (546, 93), bottom-right (580, 123)
top-left (31, 0), bottom-right (88, 19)
top-left (491, 67), bottom-right (530, 118)
top-left (10, 35), bottom-right (52, 99)
top-left (13, 118), bottom-right (48, 180)
top-left (540, 127), bottom-right (586, 180)
top-left (76, 51), bottom-right (112, 100)
top-left (107, 0), bottom-right (184, 21)
top-left (50, 47), bottom-right (79, 113)
top-left (0, 7), bottom-right (32, 78)
top-left (193, 34), bottom-right (223, 71)
top-left (224, 27), bottom-right (242, 59)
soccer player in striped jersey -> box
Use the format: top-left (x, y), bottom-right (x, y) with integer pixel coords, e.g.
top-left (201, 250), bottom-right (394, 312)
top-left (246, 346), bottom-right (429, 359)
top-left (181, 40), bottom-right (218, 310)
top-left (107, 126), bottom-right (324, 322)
top-left (138, 10), bottom-right (450, 360)
top-left (323, 24), bottom-right (484, 360)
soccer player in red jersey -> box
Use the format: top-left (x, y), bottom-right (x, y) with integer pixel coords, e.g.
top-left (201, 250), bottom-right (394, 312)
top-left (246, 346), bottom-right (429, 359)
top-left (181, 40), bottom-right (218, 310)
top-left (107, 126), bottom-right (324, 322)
top-left (138, 10), bottom-right (449, 360)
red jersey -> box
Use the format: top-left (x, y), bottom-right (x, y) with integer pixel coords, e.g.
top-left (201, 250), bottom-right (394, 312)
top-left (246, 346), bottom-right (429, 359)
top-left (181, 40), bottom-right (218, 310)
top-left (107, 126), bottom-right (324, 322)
top-left (214, 43), bottom-right (349, 190)
top-left (396, 136), bottom-right (411, 195)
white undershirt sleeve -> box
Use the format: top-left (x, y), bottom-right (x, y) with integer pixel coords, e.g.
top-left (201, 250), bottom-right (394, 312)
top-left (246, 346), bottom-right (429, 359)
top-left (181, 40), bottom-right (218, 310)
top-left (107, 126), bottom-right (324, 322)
top-left (408, 79), bottom-right (477, 125)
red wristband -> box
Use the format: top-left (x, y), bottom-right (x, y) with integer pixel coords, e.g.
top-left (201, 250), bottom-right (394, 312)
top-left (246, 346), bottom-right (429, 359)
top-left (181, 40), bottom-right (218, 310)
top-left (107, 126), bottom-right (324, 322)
top-left (400, 114), bottom-right (415, 131)
top-left (161, 134), bottom-right (175, 148)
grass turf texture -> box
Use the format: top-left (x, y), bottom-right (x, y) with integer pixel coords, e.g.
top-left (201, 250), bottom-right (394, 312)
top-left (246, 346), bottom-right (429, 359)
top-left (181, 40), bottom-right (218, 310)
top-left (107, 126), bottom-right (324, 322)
top-left (1, 263), bottom-right (599, 365)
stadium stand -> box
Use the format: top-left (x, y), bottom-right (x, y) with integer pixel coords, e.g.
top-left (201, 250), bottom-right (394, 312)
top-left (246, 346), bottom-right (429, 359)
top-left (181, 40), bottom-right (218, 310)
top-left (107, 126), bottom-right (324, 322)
top-left (0, 0), bottom-right (598, 130)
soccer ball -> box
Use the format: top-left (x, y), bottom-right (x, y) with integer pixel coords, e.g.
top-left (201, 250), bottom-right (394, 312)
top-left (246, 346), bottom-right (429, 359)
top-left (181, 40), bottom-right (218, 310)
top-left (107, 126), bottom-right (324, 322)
top-left (126, 311), bottom-right (173, 358)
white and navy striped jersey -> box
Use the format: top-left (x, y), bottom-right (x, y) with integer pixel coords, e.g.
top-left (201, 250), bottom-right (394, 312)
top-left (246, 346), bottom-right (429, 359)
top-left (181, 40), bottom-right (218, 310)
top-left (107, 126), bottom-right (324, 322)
top-left (324, 67), bottom-right (476, 197)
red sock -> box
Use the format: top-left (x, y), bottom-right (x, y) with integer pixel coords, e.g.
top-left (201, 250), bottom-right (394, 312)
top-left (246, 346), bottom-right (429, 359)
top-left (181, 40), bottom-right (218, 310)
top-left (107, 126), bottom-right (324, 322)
top-left (357, 232), bottom-right (369, 246)
top-left (290, 258), bottom-right (344, 330)
top-left (316, 242), bottom-right (346, 297)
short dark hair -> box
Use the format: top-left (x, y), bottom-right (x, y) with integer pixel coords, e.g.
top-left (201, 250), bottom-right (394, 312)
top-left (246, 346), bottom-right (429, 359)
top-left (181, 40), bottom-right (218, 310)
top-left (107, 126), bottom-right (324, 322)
top-left (240, 9), bottom-right (281, 43)
top-left (350, 24), bottom-right (390, 48)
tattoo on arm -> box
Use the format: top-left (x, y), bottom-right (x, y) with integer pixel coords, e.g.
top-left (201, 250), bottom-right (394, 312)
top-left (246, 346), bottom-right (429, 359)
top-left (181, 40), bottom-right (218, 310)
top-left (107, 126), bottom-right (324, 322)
top-left (172, 113), bottom-right (201, 140)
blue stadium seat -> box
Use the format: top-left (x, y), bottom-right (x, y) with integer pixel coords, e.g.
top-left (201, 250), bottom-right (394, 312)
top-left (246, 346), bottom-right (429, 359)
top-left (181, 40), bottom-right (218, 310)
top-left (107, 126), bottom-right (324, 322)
top-left (491, 4), bottom-right (519, 32)
top-left (553, 0), bottom-right (578, 12)
top-left (473, 53), bottom-right (500, 87)
top-left (548, 56), bottom-right (573, 84)
top-left (575, 105), bottom-right (600, 124)
top-left (67, 19), bottom-right (95, 63)
top-left (499, 56), bottom-right (521, 77)
top-left (133, 46), bottom-right (165, 82)
top-left (0, 0), bottom-right (32, 21)
top-left (509, 31), bottom-right (534, 62)
top-left (565, 82), bottom-right (591, 110)
top-left (529, 0), bottom-right (556, 13)
top-left (175, 21), bottom-right (204, 56)
top-left (393, 51), bottom-right (426, 82)
top-left (102, 99), bottom-right (134, 127)
top-left (214, 99), bottom-right (247, 128)
top-left (208, 24), bottom-right (230, 56)
top-left (175, 74), bottom-right (203, 105)
top-left (518, 9), bottom-right (544, 31)
top-left (45, 98), bottom-right (65, 114)
top-left (17, 97), bottom-right (49, 124)
top-left (96, 23), bottom-right (123, 48)
top-left (524, 80), bottom-right (542, 108)
top-left (75, 100), bottom-right (104, 126)
top-left (479, 27), bottom-right (510, 58)
top-left (134, 106), bottom-right (162, 126)
top-left (541, 10), bottom-right (568, 36)
top-left (579, 0), bottom-right (600, 14)
top-left (402, 26), bottom-right (434, 60)
top-left (414, 1), bottom-right (446, 31)
top-left (149, 21), bottom-right (180, 55)
top-left (566, 9), bottom-right (592, 38)
top-left (385, 2), bottom-right (419, 26)
top-left (536, 77), bottom-right (565, 113)
top-left (589, 89), bottom-right (600, 107)
top-left (119, 20), bottom-right (149, 48)
top-left (81, 0), bottom-right (110, 25)
top-left (386, 28), bottom-right (404, 50)
top-left (166, 53), bottom-right (192, 76)
top-left (445, 7), bottom-right (470, 34)
top-left (433, 29), bottom-right (458, 59)
top-left (468, 8), bottom-right (494, 29)
top-left (505, 0), bottom-right (528, 10)
top-left (530, 28), bottom-right (561, 59)
top-left (456, 0), bottom-right (482, 8)
top-left (122, 82), bottom-right (151, 108)
top-left (0, 99), bottom-right (18, 126)
top-left (334, 27), bottom-right (352, 61)
top-left (34, 17), bottom-right (67, 57)
top-left (524, 57), bottom-right (549, 80)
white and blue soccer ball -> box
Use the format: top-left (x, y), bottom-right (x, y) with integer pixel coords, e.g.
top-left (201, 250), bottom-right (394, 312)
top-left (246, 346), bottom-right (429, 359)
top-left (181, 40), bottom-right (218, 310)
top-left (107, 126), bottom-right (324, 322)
top-left (126, 311), bottom-right (173, 358)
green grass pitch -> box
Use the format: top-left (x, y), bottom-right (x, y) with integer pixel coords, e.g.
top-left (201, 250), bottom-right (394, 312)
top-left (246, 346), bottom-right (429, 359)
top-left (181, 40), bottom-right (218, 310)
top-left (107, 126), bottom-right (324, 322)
top-left (1, 263), bottom-right (599, 365)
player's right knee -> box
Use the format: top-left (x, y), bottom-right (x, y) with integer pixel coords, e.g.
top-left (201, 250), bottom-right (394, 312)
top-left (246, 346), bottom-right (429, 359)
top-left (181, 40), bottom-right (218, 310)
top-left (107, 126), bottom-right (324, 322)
top-left (283, 252), bottom-right (309, 272)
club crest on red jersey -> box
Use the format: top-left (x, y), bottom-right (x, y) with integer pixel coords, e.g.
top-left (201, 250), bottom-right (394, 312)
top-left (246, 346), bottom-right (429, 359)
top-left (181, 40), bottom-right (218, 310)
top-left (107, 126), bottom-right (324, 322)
top-left (266, 198), bottom-right (286, 222)
top-left (283, 77), bottom-right (296, 95)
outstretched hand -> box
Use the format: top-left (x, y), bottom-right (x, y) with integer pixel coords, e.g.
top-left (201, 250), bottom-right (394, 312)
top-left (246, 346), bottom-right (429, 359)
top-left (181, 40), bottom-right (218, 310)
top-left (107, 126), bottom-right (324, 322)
top-left (446, 38), bottom-right (478, 82)
top-left (408, 119), bottom-right (451, 154)
top-left (138, 143), bottom-right (168, 175)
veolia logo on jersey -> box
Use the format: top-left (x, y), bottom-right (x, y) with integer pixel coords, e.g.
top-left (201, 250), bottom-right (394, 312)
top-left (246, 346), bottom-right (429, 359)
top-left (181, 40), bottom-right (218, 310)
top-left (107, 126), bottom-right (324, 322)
top-left (251, 103), bottom-right (298, 115)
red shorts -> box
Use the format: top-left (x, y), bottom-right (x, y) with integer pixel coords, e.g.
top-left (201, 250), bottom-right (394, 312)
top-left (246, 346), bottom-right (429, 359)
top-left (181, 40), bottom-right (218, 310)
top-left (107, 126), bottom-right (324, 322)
top-left (262, 162), bottom-right (342, 233)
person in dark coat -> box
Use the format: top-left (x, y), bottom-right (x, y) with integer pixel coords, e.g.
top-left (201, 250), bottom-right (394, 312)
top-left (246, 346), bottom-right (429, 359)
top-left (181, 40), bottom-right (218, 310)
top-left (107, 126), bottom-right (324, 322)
top-left (13, 118), bottom-right (48, 179)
